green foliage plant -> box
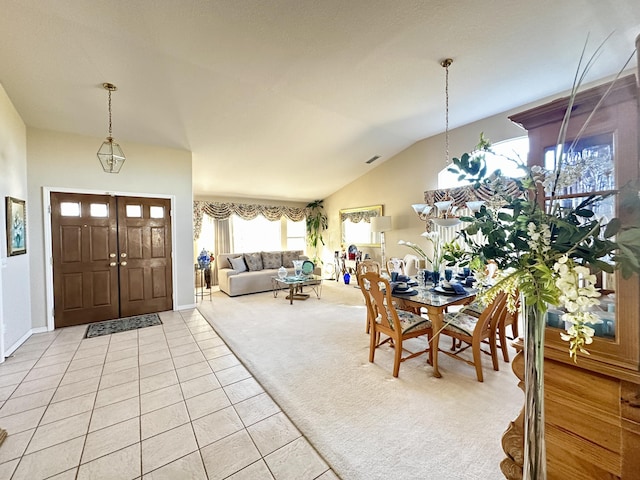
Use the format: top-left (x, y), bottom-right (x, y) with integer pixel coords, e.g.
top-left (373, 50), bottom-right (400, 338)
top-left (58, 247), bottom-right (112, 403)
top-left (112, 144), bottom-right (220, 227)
top-left (448, 39), bottom-right (640, 361)
top-left (305, 199), bottom-right (328, 265)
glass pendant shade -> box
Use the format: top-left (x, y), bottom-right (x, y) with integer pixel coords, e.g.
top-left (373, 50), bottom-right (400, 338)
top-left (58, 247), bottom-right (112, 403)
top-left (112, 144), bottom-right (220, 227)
top-left (97, 137), bottom-right (126, 173)
top-left (97, 83), bottom-right (125, 173)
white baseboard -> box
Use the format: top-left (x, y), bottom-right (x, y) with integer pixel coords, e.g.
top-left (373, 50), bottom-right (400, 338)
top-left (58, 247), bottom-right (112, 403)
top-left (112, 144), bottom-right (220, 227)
top-left (177, 303), bottom-right (197, 310)
top-left (5, 326), bottom-right (49, 358)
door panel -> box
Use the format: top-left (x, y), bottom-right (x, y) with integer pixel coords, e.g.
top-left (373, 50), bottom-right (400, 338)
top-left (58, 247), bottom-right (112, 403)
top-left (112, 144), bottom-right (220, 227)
top-left (52, 193), bottom-right (119, 327)
top-left (118, 197), bottom-right (173, 317)
top-left (52, 192), bottom-right (173, 327)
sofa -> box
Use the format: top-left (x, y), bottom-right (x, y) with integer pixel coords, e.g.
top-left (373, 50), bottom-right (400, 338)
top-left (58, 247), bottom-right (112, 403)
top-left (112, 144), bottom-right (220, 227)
top-left (217, 250), bottom-right (315, 297)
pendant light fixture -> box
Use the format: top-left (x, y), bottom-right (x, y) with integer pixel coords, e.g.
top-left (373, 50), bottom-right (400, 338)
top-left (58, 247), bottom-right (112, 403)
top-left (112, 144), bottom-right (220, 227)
top-left (411, 58), bottom-right (461, 228)
top-left (97, 82), bottom-right (126, 173)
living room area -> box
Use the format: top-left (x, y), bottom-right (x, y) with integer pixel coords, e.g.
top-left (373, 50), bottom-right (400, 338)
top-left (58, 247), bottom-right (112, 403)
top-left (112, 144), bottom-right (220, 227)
top-left (2, 2), bottom-right (640, 479)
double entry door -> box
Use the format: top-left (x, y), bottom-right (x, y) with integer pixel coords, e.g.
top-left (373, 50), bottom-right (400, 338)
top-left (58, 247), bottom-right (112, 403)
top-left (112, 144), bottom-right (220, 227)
top-left (51, 192), bottom-right (173, 328)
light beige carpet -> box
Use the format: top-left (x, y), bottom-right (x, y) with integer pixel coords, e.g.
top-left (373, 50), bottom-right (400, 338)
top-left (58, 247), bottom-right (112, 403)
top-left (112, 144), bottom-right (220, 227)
top-left (197, 282), bottom-right (522, 480)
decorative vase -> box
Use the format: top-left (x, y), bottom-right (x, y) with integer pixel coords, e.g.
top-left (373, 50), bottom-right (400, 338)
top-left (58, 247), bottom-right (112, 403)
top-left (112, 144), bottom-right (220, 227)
top-left (277, 266), bottom-right (287, 279)
top-left (292, 259), bottom-right (303, 278)
top-left (344, 272), bottom-right (351, 285)
top-left (522, 300), bottom-right (547, 480)
top-left (197, 248), bottom-right (211, 269)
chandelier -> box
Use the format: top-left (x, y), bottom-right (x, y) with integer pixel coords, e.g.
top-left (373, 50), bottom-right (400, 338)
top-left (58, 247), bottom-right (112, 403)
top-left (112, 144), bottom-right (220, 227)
top-left (411, 58), bottom-right (483, 228)
top-left (97, 82), bottom-right (126, 173)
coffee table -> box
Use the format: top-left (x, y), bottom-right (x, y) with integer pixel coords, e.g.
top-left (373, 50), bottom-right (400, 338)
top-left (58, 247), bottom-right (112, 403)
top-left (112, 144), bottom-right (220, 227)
top-left (272, 275), bottom-right (323, 305)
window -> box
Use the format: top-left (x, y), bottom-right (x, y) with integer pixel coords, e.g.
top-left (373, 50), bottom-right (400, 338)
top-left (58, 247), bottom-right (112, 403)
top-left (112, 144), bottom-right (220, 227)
top-left (89, 203), bottom-right (108, 217)
top-left (196, 213), bottom-right (215, 260)
top-left (150, 206), bottom-right (164, 218)
top-left (231, 214), bottom-right (282, 252)
top-left (126, 205), bottom-right (142, 217)
top-left (60, 202), bottom-right (80, 216)
top-left (286, 218), bottom-right (306, 251)
top-left (438, 136), bottom-right (529, 189)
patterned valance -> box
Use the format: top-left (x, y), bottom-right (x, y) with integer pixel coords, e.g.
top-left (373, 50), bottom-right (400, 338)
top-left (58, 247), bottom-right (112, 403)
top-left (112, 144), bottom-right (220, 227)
top-left (193, 201), bottom-right (307, 240)
top-left (340, 209), bottom-right (380, 224)
top-left (424, 179), bottom-right (520, 208)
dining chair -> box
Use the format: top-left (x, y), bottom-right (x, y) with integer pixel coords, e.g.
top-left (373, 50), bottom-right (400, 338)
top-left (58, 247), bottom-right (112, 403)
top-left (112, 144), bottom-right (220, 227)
top-left (386, 258), bottom-right (405, 277)
top-left (356, 260), bottom-right (382, 333)
top-left (439, 292), bottom-right (507, 382)
top-left (402, 254), bottom-right (421, 276)
top-left (360, 271), bottom-right (432, 378)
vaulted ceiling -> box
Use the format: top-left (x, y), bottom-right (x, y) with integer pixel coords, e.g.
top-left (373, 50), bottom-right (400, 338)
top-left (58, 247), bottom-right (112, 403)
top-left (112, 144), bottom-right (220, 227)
top-left (1, 1), bottom-right (638, 201)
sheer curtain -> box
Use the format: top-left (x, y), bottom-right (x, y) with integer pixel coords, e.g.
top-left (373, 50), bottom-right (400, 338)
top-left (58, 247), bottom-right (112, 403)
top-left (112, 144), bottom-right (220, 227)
top-left (212, 219), bottom-right (231, 286)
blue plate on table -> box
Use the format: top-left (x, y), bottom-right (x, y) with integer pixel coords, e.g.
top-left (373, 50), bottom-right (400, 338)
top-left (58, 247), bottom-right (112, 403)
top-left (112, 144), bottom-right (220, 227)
top-left (394, 289), bottom-right (418, 296)
top-left (433, 286), bottom-right (459, 295)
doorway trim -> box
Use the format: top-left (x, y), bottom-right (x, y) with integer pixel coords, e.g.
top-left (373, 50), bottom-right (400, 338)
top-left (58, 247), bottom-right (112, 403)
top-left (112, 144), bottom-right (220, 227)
top-left (43, 186), bottom-right (178, 332)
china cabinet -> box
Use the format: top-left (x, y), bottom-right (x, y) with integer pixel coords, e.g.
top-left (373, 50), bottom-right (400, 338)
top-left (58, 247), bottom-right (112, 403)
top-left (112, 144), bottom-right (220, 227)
top-left (501, 74), bottom-right (640, 479)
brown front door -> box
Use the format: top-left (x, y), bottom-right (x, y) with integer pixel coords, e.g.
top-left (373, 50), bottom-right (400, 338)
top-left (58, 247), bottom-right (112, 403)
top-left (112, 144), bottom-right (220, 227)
top-left (51, 192), bottom-right (173, 328)
top-left (117, 196), bottom-right (173, 317)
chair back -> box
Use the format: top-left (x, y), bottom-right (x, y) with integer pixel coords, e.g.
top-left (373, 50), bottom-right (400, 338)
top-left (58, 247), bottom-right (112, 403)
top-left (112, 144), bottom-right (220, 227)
top-left (403, 254), bottom-right (420, 276)
top-left (356, 259), bottom-right (381, 278)
top-left (360, 271), bottom-right (400, 332)
top-left (474, 293), bottom-right (508, 342)
top-left (386, 258), bottom-right (405, 276)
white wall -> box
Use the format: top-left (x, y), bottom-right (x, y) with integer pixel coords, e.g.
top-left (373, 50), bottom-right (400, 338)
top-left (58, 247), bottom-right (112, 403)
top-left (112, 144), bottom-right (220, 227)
top-left (27, 128), bottom-right (194, 329)
top-left (0, 84), bottom-right (32, 356)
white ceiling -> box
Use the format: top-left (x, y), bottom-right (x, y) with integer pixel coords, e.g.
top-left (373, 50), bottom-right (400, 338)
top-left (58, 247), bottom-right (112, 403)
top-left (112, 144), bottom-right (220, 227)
top-left (1, 1), bottom-right (639, 202)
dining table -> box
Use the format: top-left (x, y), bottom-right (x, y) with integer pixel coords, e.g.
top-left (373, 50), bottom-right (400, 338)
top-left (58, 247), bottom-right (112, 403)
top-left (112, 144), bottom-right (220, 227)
top-left (392, 284), bottom-right (476, 378)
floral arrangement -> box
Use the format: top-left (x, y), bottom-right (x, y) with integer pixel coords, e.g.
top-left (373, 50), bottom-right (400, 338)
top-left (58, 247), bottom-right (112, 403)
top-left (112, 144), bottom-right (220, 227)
top-left (398, 231), bottom-right (444, 272)
top-left (449, 127), bottom-right (640, 361)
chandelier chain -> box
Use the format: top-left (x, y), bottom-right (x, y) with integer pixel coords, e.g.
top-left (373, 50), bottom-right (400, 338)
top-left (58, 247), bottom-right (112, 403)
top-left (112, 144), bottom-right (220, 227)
top-left (442, 58), bottom-right (452, 165)
top-left (107, 88), bottom-right (113, 138)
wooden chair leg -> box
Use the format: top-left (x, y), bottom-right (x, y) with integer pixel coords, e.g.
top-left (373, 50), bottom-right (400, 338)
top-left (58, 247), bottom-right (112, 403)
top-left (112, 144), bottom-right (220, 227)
top-left (392, 338), bottom-right (402, 377)
top-left (499, 327), bottom-right (510, 362)
top-left (472, 341), bottom-right (484, 382)
top-left (369, 326), bottom-right (376, 363)
top-left (490, 334), bottom-right (500, 371)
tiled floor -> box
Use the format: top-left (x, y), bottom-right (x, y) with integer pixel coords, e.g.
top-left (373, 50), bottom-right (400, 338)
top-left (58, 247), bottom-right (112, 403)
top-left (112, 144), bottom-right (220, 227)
top-left (0, 309), bottom-right (338, 480)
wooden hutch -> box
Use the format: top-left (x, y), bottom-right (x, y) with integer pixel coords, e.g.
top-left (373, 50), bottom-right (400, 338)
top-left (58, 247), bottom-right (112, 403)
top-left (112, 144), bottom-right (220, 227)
top-left (501, 72), bottom-right (640, 479)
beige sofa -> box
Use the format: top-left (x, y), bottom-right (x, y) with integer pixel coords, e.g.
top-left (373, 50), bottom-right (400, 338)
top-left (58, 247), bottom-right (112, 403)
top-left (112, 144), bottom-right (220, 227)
top-left (217, 250), bottom-right (314, 297)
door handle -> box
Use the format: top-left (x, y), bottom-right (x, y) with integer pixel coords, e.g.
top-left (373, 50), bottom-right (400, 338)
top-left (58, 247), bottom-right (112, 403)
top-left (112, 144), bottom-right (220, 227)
top-left (121, 261), bottom-right (127, 266)
top-left (110, 262), bottom-right (117, 267)
top-left (121, 253), bottom-right (127, 258)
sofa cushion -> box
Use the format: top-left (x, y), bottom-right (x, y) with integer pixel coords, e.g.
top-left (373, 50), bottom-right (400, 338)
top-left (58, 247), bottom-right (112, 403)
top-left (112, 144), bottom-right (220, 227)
top-left (282, 250), bottom-right (303, 268)
top-left (244, 252), bottom-right (264, 271)
top-left (261, 251), bottom-right (282, 269)
top-left (228, 256), bottom-right (247, 272)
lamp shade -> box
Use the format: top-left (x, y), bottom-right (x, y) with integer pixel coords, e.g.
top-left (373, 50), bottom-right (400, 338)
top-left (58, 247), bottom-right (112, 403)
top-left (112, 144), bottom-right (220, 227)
top-left (371, 215), bottom-right (392, 233)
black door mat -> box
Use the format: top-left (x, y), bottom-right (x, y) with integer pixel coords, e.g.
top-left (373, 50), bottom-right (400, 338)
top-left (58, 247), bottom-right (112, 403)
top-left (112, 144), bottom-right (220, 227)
top-left (85, 313), bottom-right (162, 338)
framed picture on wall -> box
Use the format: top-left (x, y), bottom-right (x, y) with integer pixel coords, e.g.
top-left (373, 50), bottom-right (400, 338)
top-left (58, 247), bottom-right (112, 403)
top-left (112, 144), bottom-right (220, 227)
top-left (6, 196), bottom-right (26, 256)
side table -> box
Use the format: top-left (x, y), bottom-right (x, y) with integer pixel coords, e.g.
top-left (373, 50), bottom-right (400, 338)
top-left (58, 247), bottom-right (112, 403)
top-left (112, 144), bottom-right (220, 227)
top-left (195, 265), bottom-right (211, 301)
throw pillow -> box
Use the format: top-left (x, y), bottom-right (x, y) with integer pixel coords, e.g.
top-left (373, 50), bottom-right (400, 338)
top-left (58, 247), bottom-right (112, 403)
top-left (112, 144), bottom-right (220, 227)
top-left (282, 250), bottom-right (303, 268)
top-left (228, 256), bottom-right (247, 273)
top-left (244, 252), bottom-right (264, 271)
top-left (261, 251), bottom-right (282, 269)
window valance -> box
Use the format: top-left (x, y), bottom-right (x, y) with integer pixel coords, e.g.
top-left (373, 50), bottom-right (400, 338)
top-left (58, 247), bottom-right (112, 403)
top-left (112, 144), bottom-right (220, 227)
top-left (193, 201), bottom-right (307, 240)
top-left (340, 209), bottom-right (380, 224)
top-left (423, 180), bottom-right (520, 208)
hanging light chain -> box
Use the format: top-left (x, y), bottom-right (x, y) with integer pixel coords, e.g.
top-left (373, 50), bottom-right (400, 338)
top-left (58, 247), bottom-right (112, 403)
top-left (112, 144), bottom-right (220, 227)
top-left (102, 83), bottom-right (117, 139)
top-left (107, 88), bottom-right (112, 138)
top-left (441, 58), bottom-right (453, 165)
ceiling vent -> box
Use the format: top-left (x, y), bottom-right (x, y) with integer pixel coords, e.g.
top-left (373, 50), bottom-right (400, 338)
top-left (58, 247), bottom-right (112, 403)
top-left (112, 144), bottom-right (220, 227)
top-left (365, 155), bottom-right (381, 164)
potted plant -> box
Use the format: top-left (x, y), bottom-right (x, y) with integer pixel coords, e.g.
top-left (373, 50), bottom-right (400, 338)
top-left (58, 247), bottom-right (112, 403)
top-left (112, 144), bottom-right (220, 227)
top-left (306, 199), bottom-right (328, 266)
